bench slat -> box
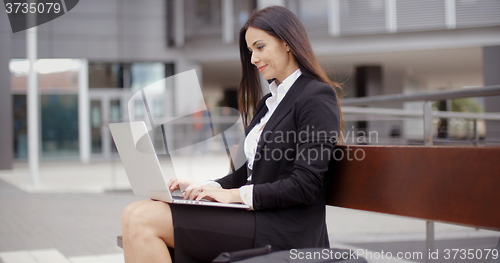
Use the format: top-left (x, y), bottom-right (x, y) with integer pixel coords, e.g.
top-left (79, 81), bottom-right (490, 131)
top-left (326, 145), bottom-right (500, 231)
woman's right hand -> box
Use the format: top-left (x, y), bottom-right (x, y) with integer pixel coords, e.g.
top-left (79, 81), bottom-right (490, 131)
top-left (168, 178), bottom-right (204, 200)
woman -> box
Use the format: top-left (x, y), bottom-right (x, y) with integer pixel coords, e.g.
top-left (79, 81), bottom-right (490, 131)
top-left (121, 5), bottom-right (343, 263)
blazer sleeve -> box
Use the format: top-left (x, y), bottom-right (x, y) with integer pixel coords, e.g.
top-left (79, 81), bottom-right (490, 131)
top-left (252, 83), bottom-right (340, 210)
top-left (215, 136), bottom-right (248, 189)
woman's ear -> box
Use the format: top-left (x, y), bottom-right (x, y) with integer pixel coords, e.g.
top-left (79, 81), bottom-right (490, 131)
top-left (282, 40), bottom-right (290, 52)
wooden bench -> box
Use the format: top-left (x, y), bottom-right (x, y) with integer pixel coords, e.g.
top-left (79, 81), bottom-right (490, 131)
top-left (118, 145), bottom-right (500, 260)
top-left (326, 145), bottom-right (500, 230)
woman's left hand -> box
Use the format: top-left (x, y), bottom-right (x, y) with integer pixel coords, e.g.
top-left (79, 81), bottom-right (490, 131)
top-left (195, 186), bottom-right (243, 204)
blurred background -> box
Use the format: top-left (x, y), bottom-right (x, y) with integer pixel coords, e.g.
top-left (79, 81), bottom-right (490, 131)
top-left (0, 0), bottom-right (499, 262)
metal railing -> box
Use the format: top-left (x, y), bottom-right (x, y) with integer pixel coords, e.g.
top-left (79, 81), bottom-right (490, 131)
top-left (341, 85), bottom-right (500, 106)
top-left (341, 85), bottom-right (500, 146)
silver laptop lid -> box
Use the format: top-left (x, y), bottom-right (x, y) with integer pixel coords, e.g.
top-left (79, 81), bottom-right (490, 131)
top-left (109, 121), bottom-right (174, 202)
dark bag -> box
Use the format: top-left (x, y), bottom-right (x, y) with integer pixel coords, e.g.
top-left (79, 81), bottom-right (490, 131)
top-left (212, 245), bottom-right (272, 262)
top-left (213, 246), bottom-right (367, 263)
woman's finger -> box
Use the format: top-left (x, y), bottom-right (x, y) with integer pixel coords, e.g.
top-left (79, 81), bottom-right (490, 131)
top-left (177, 178), bottom-right (195, 191)
top-left (189, 185), bottom-right (203, 200)
top-left (184, 184), bottom-right (199, 200)
top-left (167, 179), bottom-right (173, 188)
top-left (195, 190), bottom-right (215, 202)
top-left (195, 192), bottom-right (206, 201)
top-left (168, 179), bottom-right (179, 192)
top-left (182, 185), bottom-right (191, 199)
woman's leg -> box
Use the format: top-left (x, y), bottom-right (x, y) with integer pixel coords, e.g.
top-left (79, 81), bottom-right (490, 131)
top-left (122, 200), bottom-right (175, 263)
top-left (122, 200), bottom-right (150, 263)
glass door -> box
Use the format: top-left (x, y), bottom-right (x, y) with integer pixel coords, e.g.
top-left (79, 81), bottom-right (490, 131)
top-left (89, 91), bottom-right (126, 159)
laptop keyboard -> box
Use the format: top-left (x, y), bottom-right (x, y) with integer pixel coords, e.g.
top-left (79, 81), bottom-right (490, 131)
top-left (172, 195), bottom-right (214, 203)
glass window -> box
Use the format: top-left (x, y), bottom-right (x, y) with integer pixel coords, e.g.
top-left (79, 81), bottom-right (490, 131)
top-left (130, 63), bottom-right (166, 93)
top-left (10, 59), bottom-right (80, 92)
top-left (12, 95), bottom-right (27, 159)
top-left (40, 94), bottom-right (79, 158)
top-left (185, 0), bottom-right (222, 39)
top-left (129, 62), bottom-right (168, 120)
top-left (89, 62), bottom-right (127, 89)
top-left (110, 100), bottom-right (122, 122)
top-left (11, 59), bottom-right (81, 160)
top-left (195, 0), bottom-right (221, 28)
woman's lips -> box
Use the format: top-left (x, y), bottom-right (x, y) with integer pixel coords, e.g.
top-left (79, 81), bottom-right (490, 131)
top-left (258, 65), bottom-right (267, 73)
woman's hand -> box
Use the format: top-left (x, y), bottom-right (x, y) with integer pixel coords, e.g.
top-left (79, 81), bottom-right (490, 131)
top-left (168, 178), bottom-right (193, 192)
top-left (168, 178), bottom-right (203, 200)
top-left (168, 179), bottom-right (243, 203)
top-left (195, 186), bottom-right (243, 204)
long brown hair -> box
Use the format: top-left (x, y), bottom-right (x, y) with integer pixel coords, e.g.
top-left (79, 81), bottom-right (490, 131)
top-left (238, 5), bottom-right (344, 138)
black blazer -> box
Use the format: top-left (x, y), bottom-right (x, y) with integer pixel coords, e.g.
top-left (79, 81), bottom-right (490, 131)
top-left (216, 74), bottom-right (340, 251)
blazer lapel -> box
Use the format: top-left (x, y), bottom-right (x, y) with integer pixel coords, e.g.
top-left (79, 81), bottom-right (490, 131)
top-left (254, 75), bottom-right (311, 159)
top-left (245, 93), bottom-right (272, 136)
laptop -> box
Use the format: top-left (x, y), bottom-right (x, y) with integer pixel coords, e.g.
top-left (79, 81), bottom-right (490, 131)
top-left (109, 121), bottom-right (250, 209)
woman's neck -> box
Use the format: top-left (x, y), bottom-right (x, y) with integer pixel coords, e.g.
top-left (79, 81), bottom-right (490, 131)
top-left (276, 66), bottom-right (299, 85)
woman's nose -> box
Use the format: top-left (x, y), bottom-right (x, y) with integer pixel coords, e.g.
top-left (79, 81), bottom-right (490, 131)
top-left (251, 52), bottom-right (259, 65)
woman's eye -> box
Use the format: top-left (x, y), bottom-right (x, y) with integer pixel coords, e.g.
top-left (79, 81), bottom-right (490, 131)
top-left (257, 45), bottom-right (264, 50)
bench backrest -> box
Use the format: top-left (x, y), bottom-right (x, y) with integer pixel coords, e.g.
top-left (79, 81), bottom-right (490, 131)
top-left (326, 145), bottom-right (500, 231)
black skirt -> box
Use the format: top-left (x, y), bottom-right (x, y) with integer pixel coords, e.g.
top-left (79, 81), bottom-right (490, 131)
top-left (170, 203), bottom-right (256, 263)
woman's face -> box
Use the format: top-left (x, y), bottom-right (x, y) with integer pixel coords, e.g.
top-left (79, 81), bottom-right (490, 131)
top-left (245, 26), bottom-right (298, 82)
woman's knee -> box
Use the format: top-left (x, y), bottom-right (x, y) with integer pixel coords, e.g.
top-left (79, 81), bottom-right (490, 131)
top-left (128, 201), bottom-right (172, 234)
top-left (122, 200), bottom-right (151, 228)
top-left (126, 201), bottom-right (175, 247)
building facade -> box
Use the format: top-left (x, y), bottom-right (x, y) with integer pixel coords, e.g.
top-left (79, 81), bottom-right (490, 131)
top-left (1, 0), bottom-right (500, 169)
